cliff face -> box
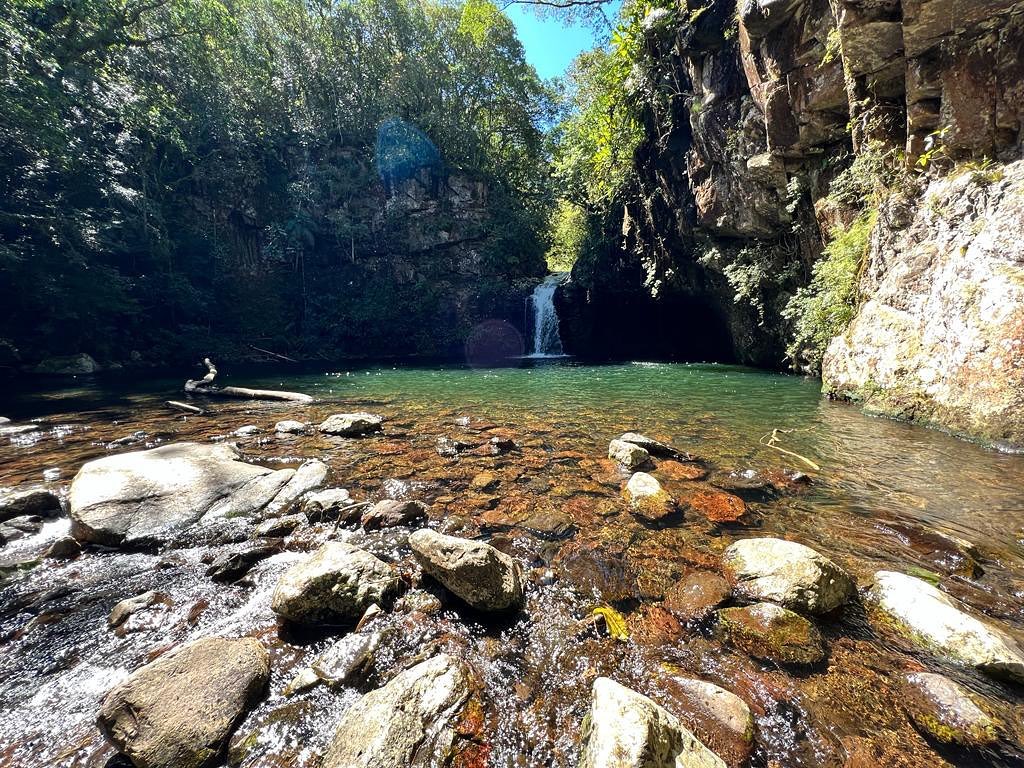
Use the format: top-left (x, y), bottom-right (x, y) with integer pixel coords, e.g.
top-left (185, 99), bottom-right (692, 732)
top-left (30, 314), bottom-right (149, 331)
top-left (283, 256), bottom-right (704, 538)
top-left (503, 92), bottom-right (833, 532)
top-left (562, 0), bottom-right (1024, 442)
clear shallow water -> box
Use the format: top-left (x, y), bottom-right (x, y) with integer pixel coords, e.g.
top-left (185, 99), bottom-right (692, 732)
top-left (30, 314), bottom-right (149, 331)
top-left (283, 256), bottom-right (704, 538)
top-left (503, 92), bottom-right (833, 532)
top-left (2, 361), bottom-right (1024, 767)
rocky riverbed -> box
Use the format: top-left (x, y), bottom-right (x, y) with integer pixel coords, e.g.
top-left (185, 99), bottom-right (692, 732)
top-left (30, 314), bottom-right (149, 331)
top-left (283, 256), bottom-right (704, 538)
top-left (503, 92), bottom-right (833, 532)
top-left (1, 366), bottom-right (1024, 768)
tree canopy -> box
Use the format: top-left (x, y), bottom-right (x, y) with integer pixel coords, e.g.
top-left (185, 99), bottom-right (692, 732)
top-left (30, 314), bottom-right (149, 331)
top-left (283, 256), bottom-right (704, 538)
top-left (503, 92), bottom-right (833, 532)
top-left (0, 0), bottom-right (555, 364)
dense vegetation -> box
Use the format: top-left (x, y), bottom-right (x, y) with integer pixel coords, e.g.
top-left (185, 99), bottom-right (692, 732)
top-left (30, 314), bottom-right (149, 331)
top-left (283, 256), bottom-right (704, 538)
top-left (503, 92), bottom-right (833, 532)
top-left (0, 0), bottom-right (554, 367)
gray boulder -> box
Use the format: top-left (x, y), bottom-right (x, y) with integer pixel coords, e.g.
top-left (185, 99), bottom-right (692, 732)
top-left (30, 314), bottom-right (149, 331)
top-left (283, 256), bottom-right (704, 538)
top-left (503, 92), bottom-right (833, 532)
top-left (262, 459), bottom-right (327, 517)
top-left (320, 654), bottom-right (469, 768)
top-left (0, 486), bottom-right (62, 521)
top-left (868, 570), bottom-right (1024, 683)
top-left (97, 636), bottom-right (269, 768)
top-left (362, 499), bottom-right (429, 530)
top-left (319, 413), bottom-right (383, 436)
top-left (723, 538), bottom-right (855, 614)
top-left (408, 529), bottom-right (523, 611)
top-left (203, 469), bottom-right (295, 521)
top-left (69, 443), bottom-right (271, 547)
top-left (271, 542), bottom-right (399, 624)
top-left (301, 488), bottom-right (357, 523)
top-left (608, 439), bottom-right (650, 470)
top-left (274, 420), bottom-right (306, 434)
top-left (579, 677), bottom-right (726, 768)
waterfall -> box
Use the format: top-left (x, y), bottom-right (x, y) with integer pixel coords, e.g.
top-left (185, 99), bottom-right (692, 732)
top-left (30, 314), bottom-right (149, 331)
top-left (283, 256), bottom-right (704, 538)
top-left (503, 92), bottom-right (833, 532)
top-left (527, 273), bottom-right (568, 358)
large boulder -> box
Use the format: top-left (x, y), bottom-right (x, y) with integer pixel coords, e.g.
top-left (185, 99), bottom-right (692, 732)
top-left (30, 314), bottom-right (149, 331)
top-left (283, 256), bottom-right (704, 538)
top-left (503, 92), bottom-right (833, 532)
top-left (868, 570), bottom-right (1024, 683)
top-left (408, 529), bottom-right (524, 611)
top-left (69, 443), bottom-right (272, 547)
top-left (202, 469), bottom-right (294, 521)
top-left (97, 636), bottom-right (269, 768)
top-left (320, 654), bottom-right (469, 768)
top-left (723, 538), bottom-right (855, 614)
top-left (578, 677), bottom-right (726, 768)
top-left (318, 413), bottom-right (384, 436)
top-left (271, 542), bottom-right (399, 624)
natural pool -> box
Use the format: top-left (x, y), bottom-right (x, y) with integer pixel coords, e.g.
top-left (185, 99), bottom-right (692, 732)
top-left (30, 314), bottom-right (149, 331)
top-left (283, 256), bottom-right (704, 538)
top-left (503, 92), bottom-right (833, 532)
top-left (1, 362), bottom-right (1023, 767)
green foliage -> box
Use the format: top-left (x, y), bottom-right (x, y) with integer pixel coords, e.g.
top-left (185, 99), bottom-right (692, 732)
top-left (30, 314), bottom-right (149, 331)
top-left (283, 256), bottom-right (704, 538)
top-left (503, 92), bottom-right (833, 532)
top-left (783, 210), bottom-right (877, 372)
top-left (820, 27), bottom-right (841, 67)
top-left (546, 200), bottom-right (592, 272)
top-left (0, 0), bottom-right (552, 363)
top-left (699, 242), bottom-right (799, 326)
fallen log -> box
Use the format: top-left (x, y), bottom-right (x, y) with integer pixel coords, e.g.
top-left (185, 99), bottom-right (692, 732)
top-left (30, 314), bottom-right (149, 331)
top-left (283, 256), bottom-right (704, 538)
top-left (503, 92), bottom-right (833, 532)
top-left (167, 400), bottom-right (206, 415)
top-left (184, 358), bottom-right (314, 403)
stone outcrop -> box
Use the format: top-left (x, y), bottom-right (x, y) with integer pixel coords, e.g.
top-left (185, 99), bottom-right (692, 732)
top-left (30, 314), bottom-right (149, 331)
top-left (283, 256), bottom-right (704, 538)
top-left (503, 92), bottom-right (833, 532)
top-left (609, 439), bottom-right (650, 470)
top-left (823, 161), bottom-right (1024, 444)
top-left (97, 636), bottom-right (269, 768)
top-left (868, 570), bottom-right (1024, 682)
top-left (320, 654), bottom-right (470, 768)
top-left (69, 443), bottom-right (271, 547)
top-left (408, 529), bottom-right (524, 611)
top-left (271, 541), bottom-right (399, 624)
top-left (578, 677), bottom-right (726, 768)
top-left (558, 0), bottom-right (1024, 441)
top-left (723, 537), bottom-right (855, 614)
top-left (0, 486), bottom-right (62, 521)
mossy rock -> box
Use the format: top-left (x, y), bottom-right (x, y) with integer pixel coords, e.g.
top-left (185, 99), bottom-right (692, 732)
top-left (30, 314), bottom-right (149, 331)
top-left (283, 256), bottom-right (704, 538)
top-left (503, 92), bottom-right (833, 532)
top-left (716, 602), bottom-right (825, 665)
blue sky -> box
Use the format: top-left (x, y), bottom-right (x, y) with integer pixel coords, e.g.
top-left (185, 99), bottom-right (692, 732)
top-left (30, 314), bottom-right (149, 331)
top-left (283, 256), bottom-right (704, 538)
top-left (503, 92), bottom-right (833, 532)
top-left (503, 3), bottom-right (621, 80)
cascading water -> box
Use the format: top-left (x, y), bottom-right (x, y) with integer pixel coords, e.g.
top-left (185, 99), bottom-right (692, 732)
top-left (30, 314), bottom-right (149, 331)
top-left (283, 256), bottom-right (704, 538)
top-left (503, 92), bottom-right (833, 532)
top-left (527, 273), bottom-right (568, 358)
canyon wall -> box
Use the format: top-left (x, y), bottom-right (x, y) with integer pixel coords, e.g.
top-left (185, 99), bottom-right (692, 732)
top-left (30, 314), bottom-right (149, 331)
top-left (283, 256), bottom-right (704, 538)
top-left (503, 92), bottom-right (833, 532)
top-left (562, 0), bottom-right (1024, 443)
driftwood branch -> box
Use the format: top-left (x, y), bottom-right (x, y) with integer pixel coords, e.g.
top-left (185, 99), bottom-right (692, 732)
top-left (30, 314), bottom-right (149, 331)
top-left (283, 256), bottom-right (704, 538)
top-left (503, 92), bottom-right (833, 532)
top-left (167, 400), bottom-right (205, 415)
top-left (759, 428), bottom-right (821, 471)
top-left (184, 358), bottom-right (314, 403)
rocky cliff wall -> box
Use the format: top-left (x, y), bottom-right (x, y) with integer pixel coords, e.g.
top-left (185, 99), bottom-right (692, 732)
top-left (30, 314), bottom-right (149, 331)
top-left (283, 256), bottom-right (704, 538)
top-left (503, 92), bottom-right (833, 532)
top-left (562, 0), bottom-right (1024, 442)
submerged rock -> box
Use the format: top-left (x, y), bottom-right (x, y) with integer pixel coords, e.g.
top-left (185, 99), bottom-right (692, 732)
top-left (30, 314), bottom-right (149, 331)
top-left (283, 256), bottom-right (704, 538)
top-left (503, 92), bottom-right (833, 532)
top-left (0, 486), bottom-right (62, 521)
top-left (723, 538), bottom-right (855, 614)
top-left (320, 654), bottom-right (469, 768)
top-left (108, 590), bottom-right (165, 629)
top-left (623, 472), bottom-right (677, 522)
top-left (361, 499), bottom-right (428, 530)
top-left (716, 602), bottom-right (826, 665)
top-left (663, 571), bottom-right (731, 622)
top-left (206, 540), bottom-right (282, 583)
top-left (233, 425), bottom-right (261, 437)
top-left (301, 488), bottom-right (357, 523)
top-left (271, 541), bottom-right (399, 624)
top-left (868, 570), bottom-right (1024, 683)
top-left (319, 412), bottom-right (383, 436)
top-left (97, 636), bottom-right (269, 768)
top-left (69, 443), bottom-right (271, 547)
top-left (902, 672), bottom-right (999, 747)
top-left (262, 459), bottom-right (327, 517)
top-left (663, 676), bottom-right (754, 766)
top-left (409, 529), bottom-right (524, 611)
top-left (687, 489), bottom-right (747, 523)
top-left (608, 439), bottom-right (651, 470)
top-left (578, 677), bottom-right (726, 768)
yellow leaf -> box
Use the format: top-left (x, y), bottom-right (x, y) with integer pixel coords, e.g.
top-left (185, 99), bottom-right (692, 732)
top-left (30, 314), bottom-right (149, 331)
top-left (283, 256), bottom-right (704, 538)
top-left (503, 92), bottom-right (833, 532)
top-left (592, 605), bottom-right (629, 641)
